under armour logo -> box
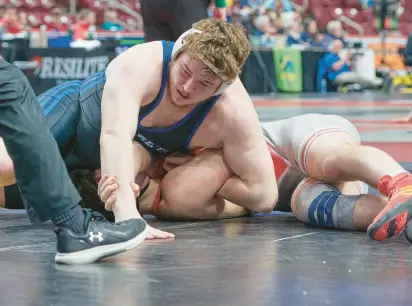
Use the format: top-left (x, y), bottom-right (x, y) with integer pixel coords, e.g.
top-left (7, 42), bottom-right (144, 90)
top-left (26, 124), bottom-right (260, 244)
top-left (89, 231), bottom-right (104, 242)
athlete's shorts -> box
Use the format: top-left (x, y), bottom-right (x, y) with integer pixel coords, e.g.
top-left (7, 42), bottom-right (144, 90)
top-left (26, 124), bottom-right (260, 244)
top-left (261, 113), bottom-right (368, 194)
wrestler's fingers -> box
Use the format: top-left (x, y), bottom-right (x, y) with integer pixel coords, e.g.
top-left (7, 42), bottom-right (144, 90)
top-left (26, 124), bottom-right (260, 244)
top-left (147, 225), bottom-right (175, 239)
top-left (104, 195), bottom-right (116, 211)
top-left (153, 229), bottom-right (175, 239)
top-left (100, 183), bottom-right (118, 203)
top-left (97, 174), bottom-right (109, 192)
top-left (130, 182), bottom-right (140, 198)
top-left (98, 176), bottom-right (116, 196)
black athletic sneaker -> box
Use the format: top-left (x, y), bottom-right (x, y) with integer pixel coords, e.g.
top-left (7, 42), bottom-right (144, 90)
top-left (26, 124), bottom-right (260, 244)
top-left (54, 210), bottom-right (147, 264)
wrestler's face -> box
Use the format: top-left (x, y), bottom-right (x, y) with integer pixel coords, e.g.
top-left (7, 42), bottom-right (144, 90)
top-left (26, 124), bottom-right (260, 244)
top-left (169, 53), bottom-right (222, 106)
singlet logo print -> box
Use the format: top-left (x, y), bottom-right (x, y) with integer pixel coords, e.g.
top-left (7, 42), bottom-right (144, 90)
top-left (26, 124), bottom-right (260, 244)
top-left (136, 134), bottom-right (169, 154)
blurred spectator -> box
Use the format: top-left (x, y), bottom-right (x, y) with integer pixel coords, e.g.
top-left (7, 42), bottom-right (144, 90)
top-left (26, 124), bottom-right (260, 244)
top-left (73, 9), bottom-right (97, 40)
top-left (250, 14), bottom-right (277, 47)
top-left (324, 40), bottom-right (382, 88)
top-left (267, 10), bottom-right (284, 33)
top-left (324, 20), bottom-right (346, 47)
top-left (238, 0), bottom-right (293, 12)
top-left (0, 6), bottom-right (22, 34)
top-left (48, 8), bottom-right (71, 32)
top-left (19, 12), bottom-right (31, 31)
top-left (102, 9), bottom-right (124, 31)
top-left (285, 16), bottom-right (304, 47)
top-left (301, 18), bottom-right (326, 49)
top-left (48, 7), bottom-right (71, 32)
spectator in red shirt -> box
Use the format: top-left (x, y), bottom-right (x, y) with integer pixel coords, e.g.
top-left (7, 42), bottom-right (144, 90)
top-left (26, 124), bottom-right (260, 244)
top-left (0, 6), bottom-right (22, 34)
top-left (73, 9), bottom-right (96, 40)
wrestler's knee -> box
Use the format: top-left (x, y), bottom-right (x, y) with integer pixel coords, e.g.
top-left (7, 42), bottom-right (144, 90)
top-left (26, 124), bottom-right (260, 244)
top-left (291, 178), bottom-right (360, 230)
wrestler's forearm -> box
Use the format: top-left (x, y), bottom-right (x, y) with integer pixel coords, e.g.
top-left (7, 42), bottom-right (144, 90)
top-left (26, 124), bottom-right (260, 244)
top-left (217, 177), bottom-right (271, 212)
top-left (100, 135), bottom-right (142, 220)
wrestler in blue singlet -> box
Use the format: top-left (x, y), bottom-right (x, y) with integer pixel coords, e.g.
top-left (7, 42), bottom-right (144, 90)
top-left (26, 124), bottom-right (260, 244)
top-left (4, 41), bottom-right (220, 208)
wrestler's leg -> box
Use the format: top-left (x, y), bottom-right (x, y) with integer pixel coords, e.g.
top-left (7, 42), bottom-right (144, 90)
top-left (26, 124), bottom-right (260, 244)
top-left (263, 113), bottom-right (411, 240)
top-left (140, 179), bottom-right (248, 220)
top-left (261, 114), bottom-right (400, 186)
top-left (153, 149), bottom-right (249, 220)
top-left (291, 178), bottom-right (388, 231)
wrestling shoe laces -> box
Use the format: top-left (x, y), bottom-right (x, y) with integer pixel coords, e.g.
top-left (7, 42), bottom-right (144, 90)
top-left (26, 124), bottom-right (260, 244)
top-left (378, 175), bottom-right (392, 196)
top-left (368, 172), bottom-right (412, 240)
top-left (378, 173), bottom-right (412, 198)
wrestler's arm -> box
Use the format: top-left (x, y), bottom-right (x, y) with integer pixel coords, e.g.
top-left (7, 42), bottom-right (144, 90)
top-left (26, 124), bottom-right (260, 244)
top-left (100, 43), bottom-right (159, 219)
top-left (217, 81), bottom-right (278, 212)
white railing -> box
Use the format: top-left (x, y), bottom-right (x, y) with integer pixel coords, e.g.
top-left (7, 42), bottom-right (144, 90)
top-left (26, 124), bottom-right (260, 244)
top-left (338, 14), bottom-right (365, 36)
top-left (291, 0), bottom-right (309, 12)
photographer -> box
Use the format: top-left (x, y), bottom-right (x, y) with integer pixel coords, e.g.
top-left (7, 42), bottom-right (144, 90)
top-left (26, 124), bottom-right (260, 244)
top-left (324, 40), bottom-right (382, 88)
top-left (324, 20), bottom-right (346, 48)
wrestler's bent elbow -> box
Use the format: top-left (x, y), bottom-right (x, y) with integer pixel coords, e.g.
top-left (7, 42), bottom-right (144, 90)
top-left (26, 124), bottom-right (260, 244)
top-left (246, 183), bottom-right (278, 213)
top-left (254, 192), bottom-right (278, 213)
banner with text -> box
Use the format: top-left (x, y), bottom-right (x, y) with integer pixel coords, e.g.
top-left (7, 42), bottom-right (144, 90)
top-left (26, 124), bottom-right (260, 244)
top-left (25, 47), bottom-right (116, 95)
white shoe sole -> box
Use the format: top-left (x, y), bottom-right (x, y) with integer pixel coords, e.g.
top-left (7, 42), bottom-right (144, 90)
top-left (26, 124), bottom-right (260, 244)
top-left (54, 226), bottom-right (148, 264)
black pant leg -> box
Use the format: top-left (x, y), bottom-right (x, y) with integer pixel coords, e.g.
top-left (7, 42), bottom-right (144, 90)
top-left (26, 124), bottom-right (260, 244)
top-left (170, 0), bottom-right (209, 38)
top-left (0, 60), bottom-right (81, 222)
top-left (140, 0), bottom-right (176, 42)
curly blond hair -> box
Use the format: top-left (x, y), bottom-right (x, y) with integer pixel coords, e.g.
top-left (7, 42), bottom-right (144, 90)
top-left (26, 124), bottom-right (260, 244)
top-left (179, 18), bottom-right (250, 82)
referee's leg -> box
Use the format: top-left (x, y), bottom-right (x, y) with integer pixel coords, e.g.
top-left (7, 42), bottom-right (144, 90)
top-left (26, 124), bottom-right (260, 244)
top-left (0, 60), bottom-right (81, 221)
top-left (0, 61), bottom-right (147, 264)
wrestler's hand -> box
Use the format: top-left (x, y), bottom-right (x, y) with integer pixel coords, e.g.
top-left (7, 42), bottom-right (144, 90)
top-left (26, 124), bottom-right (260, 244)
top-left (98, 174), bottom-right (140, 211)
top-left (146, 224), bottom-right (175, 240)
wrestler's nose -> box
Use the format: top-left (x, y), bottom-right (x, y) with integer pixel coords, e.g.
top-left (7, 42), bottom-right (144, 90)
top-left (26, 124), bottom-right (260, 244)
top-left (182, 78), bottom-right (196, 94)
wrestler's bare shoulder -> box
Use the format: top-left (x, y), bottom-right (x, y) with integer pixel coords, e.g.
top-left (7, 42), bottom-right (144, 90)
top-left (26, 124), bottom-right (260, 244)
top-left (221, 78), bottom-right (258, 117)
top-left (105, 41), bottom-right (164, 106)
top-left (190, 78), bottom-right (262, 148)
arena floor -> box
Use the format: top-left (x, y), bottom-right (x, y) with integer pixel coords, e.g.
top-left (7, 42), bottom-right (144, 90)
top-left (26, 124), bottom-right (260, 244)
top-left (1, 92), bottom-right (412, 306)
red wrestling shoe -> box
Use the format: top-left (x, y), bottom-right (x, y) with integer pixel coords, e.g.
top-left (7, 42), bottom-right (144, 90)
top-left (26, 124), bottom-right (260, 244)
top-left (367, 173), bottom-right (412, 241)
